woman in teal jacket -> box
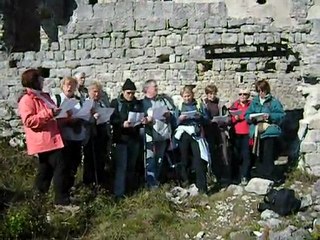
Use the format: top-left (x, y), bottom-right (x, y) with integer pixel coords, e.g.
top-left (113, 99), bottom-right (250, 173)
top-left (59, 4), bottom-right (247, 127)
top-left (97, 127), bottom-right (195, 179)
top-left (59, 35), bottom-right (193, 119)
top-left (245, 80), bottom-right (285, 180)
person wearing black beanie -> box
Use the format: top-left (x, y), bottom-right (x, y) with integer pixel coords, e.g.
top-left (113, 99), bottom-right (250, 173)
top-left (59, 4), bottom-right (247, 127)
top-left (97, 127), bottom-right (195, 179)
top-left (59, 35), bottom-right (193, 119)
top-left (122, 78), bottom-right (137, 91)
top-left (110, 78), bottom-right (143, 199)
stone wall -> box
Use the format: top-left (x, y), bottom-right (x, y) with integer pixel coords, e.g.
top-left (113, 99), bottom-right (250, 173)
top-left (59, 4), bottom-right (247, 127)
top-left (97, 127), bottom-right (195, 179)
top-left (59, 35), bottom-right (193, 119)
top-left (298, 83), bottom-right (320, 176)
top-left (0, 0), bottom-right (319, 143)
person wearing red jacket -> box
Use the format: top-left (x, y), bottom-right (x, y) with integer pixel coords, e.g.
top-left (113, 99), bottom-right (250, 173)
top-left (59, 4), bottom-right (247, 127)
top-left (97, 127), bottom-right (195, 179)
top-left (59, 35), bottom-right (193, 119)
top-left (230, 89), bottom-right (251, 186)
top-left (18, 69), bottom-right (71, 206)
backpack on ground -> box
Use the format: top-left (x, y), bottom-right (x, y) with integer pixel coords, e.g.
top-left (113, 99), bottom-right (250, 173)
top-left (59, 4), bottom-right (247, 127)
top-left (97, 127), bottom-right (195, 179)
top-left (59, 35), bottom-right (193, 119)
top-left (257, 188), bottom-right (301, 216)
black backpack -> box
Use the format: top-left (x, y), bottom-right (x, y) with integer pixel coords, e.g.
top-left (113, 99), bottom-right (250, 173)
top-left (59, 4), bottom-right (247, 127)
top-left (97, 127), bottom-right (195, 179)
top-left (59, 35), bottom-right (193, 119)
top-left (257, 188), bottom-right (301, 216)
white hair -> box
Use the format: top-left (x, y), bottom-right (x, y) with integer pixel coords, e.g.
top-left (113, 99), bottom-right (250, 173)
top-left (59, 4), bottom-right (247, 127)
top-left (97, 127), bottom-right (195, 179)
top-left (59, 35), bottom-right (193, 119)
top-left (74, 72), bottom-right (85, 79)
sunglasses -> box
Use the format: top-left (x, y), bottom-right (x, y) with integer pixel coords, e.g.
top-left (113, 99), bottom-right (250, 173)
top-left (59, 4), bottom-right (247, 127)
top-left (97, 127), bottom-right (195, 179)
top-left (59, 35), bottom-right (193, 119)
top-left (125, 91), bottom-right (135, 95)
top-left (239, 93), bottom-right (249, 96)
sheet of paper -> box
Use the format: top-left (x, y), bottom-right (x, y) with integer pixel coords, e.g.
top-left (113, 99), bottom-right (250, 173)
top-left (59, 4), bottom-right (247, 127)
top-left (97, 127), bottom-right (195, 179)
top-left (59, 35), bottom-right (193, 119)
top-left (181, 110), bottom-right (198, 119)
top-left (250, 113), bottom-right (265, 121)
top-left (128, 112), bottom-right (144, 126)
top-left (55, 98), bottom-right (79, 119)
top-left (73, 99), bottom-right (94, 121)
top-left (212, 115), bottom-right (229, 123)
top-left (229, 109), bottom-right (242, 116)
top-left (96, 107), bottom-right (115, 125)
top-left (150, 106), bottom-right (168, 120)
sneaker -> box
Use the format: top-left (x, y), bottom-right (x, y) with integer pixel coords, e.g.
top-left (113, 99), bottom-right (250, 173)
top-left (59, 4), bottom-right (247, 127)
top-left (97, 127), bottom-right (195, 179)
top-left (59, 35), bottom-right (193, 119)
top-left (240, 177), bottom-right (248, 186)
top-left (54, 204), bottom-right (80, 213)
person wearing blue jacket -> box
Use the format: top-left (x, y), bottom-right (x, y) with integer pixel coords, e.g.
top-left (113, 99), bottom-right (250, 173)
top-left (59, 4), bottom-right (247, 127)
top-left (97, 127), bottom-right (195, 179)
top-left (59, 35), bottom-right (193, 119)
top-left (245, 79), bottom-right (285, 180)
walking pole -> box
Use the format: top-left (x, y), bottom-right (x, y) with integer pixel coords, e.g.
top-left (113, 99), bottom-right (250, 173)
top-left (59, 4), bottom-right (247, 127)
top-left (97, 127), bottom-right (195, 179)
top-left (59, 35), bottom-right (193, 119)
top-left (142, 124), bottom-right (147, 185)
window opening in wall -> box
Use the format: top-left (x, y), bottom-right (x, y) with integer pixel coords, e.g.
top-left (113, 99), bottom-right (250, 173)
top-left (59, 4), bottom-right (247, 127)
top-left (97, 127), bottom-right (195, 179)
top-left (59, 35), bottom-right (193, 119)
top-left (38, 67), bottom-right (50, 78)
top-left (264, 61), bottom-right (276, 73)
top-left (257, 0), bottom-right (267, 4)
top-left (157, 54), bottom-right (169, 63)
top-left (303, 76), bottom-right (319, 85)
top-left (204, 43), bottom-right (288, 59)
top-left (89, 0), bottom-right (98, 5)
top-left (238, 75), bottom-right (244, 84)
top-left (286, 64), bottom-right (294, 73)
top-left (235, 63), bottom-right (247, 72)
top-left (8, 59), bottom-right (17, 68)
top-left (196, 61), bottom-right (212, 75)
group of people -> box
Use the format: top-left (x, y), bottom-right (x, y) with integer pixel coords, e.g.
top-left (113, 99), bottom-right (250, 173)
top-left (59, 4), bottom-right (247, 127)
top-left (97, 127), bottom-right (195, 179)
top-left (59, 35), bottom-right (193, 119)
top-left (18, 68), bottom-right (285, 206)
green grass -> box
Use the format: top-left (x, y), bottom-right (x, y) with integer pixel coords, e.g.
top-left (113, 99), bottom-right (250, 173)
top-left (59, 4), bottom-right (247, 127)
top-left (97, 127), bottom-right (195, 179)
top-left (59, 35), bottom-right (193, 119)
top-left (0, 139), bottom-right (319, 239)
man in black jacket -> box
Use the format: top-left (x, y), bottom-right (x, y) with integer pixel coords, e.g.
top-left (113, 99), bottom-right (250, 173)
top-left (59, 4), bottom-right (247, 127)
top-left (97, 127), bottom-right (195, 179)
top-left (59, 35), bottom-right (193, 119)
top-left (110, 79), bottom-right (144, 198)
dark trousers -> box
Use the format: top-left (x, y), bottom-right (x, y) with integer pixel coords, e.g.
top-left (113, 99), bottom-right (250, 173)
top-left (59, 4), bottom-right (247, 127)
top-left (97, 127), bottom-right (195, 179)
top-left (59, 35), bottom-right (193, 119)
top-left (179, 132), bottom-right (207, 192)
top-left (113, 139), bottom-right (140, 197)
top-left (62, 140), bottom-right (82, 190)
top-left (36, 149), bottom-right (70, 205)
top-left (234, 134), bottom-right (250, 179)
top-left (83, 124), bottom-right (109, 186)
top-left (257, 137), bottom-right (275, 178)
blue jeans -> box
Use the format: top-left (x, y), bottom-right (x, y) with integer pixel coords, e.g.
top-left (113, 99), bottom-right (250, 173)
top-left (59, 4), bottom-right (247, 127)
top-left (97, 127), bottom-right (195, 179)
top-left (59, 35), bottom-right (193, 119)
top-left (145, 140), bottom-right (167, 187)
top-left (113, 139), bottom-right (140, 197)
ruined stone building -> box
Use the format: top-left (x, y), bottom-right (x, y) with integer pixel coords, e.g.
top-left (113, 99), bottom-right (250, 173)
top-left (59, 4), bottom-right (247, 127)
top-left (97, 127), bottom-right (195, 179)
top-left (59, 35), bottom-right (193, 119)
top-left (0, 0), bottom-right (319, 175)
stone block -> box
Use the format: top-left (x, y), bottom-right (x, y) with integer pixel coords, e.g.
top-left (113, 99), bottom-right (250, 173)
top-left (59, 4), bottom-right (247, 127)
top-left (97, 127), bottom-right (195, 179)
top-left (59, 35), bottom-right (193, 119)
top-left (188, 3), bottom-right (204, 18)
top-left (75, 5), bottom-right (93, 20)
top-left (65, 60), bottom-right (80, 69)
top-left (166, 34), bottom-right (181, 47)
top-left (134, 1), bottom-right (153, 19)
top-left (228, 18), bottom-right (246, 28)
top-left (169, 17), bottom-right (188, 29)
top-left (64, 50), bottom-right (75, 60)
top-left (155, 47), bottom-right (173, 57)
top-left (240, 25), bottom-right (262, 33)
top-left (24, 51), bottom-right (35, 61)
top-left (170, 63), bottom-right (184, 70)
top-left (209, 1), bottom-right (227, 17)
top-left (125, 49), bottom-right (144, 58)
top-left (136, 18), bottom-right (166, 31)
top-left (103, 38), bottom-right (111, 48)
top-left (112, 17), bottom-right (134, 31)
top-left (188, 18), bottom-right (205, 29)
top-left (130, 37), bottom-right (150, 48)
top-left (151, 36), bottom-right (160, 47)
top-left (206, 17), bottom-right (227, 28)
top-left (54, 51), bottom-right (64, 61)
top-left (300, 142), bottom-right (317, 153)
top-left (93, 3), bottom-right (114, 19)
top-left (112, 49), bottom-right (124, 58)
top-left (115, 1), bottom-right (133, 18)
top-left (0, 86), bottom-right (9, 100)
top-left (247, 62), bottom-right (256, 71)
top-left (90, 49), bottom-right (111, 58)
top-left (305, 153), bottom-right (320, 167)
top-left (50, 68), bottom-right (72, 78)
top-left (205, 33), bottom-right (221, 45)
top-left (84, 39), bottom-right (93, 50)
top-left (304, 130), bottom-right (320, 143)
top-left (42, 61), bottom-right (57, 69)
top-left (153, 1), bottom-right (174, 19)
top-left (178, 70), bottom-right (196, 81)
top-left (244, 35), bottom-right (254, 46)
top-left (50, 42), bottom-right (59, 51)
top-left (221, 33), bottom-right (238, 44)
top-left (182, 34), bottom-right (197, 46)
top-left (175, 46), bottom-right (191, 56)
top-left (189, 48), bottom-right (205, 61)
top-left (146, 69), bottom-right (165, 81)
top-left (75, 50), bottom-right (90, 60)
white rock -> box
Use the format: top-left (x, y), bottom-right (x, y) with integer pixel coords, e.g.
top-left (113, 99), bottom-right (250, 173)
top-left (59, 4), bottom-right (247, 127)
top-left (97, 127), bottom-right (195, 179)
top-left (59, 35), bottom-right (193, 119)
top-left (245, 178), bottom-right (274, 195)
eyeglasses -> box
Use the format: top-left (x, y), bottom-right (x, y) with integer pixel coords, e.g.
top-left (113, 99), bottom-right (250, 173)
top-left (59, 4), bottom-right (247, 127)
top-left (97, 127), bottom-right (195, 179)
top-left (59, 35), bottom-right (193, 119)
top-left (257, 89), bottom-right (265, 93)
top-left (125, 91), bottom-right (135, 95)
top-left (239, 93), bottom-right (249, 96)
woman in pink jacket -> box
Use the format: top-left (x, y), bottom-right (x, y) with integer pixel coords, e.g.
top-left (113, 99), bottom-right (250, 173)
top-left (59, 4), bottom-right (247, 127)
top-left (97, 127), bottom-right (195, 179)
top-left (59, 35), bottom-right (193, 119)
top-left (18, 69), bottom-right (71, 206)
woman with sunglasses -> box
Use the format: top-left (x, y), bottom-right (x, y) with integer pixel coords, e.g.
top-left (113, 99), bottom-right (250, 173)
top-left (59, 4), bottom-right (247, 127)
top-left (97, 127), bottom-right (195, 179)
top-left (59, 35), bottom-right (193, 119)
top-left (245, 80), bottom-right (285, 181)
top-left (230, 89), bottom-right (251, 185)
top-left (110, 78), bottom-right (144, 199)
